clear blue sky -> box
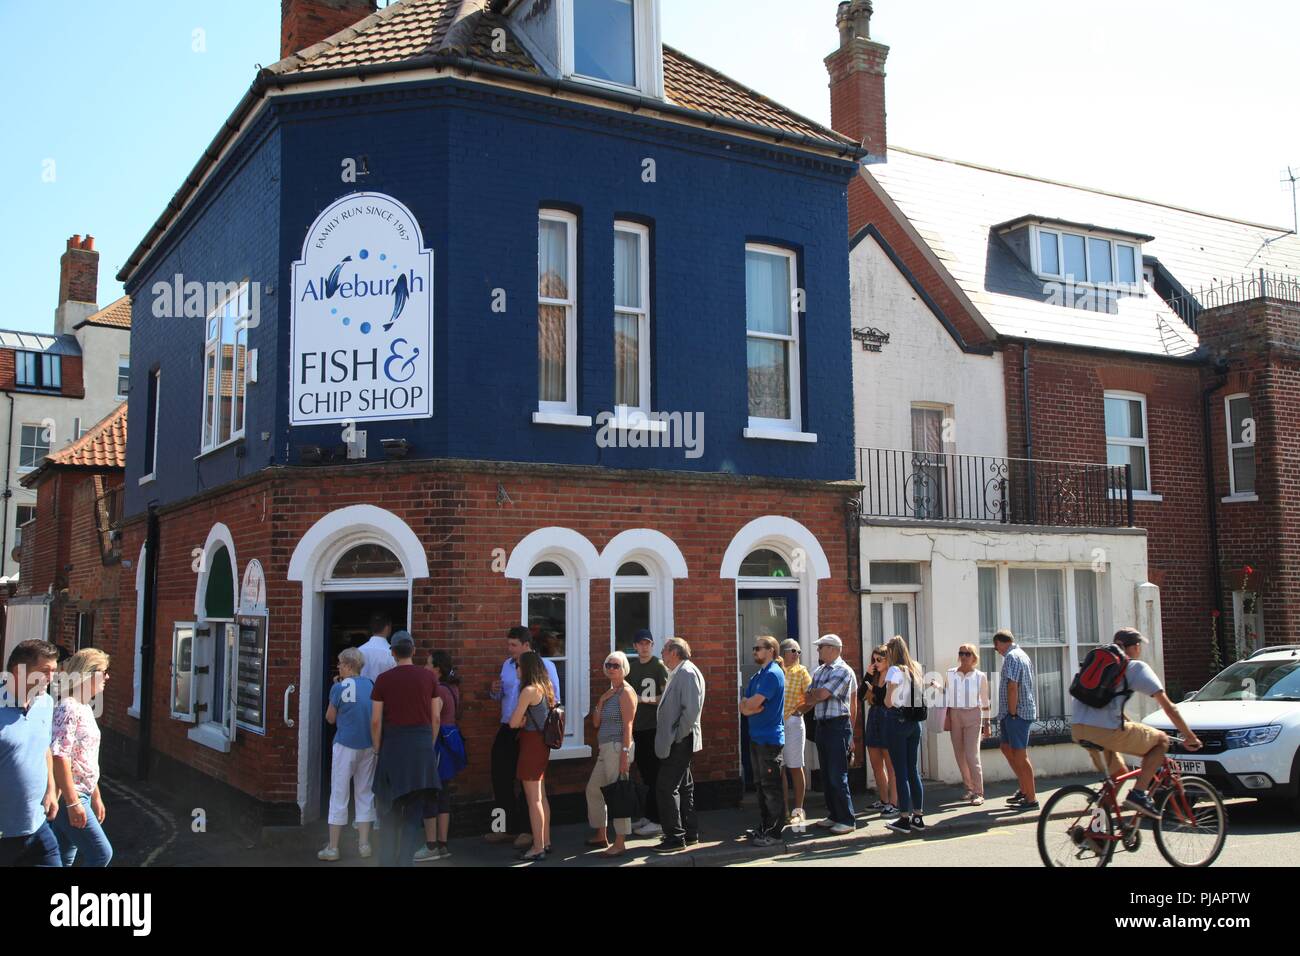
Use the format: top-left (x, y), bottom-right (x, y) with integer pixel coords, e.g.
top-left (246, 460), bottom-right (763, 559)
top-left (3, 0), bottom-right (1297, 334)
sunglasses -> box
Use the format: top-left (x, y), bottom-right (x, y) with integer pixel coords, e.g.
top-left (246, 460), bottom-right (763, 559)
top-left (603, 662), bottom-right (622, 670)
top-left (958, 651), bottom-right (975, 658)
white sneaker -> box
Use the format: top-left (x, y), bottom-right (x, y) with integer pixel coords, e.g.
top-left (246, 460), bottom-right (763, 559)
top-left (358, 843), bottom-right (373, 859)
top-left (632, 817), bottom-right (650, 830)
top-left (829, 823), bottom-right (854, 835)
top-left (815, 818), bottom-right (836, 829)
top-left (317, 846), bottom-right (340, 862)
top-left (412, 847), bottom-right (439, 864)
top-left (633, 821), bottom-right (662, 837)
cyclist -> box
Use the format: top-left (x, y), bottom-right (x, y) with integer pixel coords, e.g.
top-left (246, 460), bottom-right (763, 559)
top-left (1070, 627), bottom-right (1202, 819)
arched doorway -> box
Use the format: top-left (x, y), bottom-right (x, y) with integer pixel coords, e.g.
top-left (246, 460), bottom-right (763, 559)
top-left (288, 506), bottom-right (429, 820)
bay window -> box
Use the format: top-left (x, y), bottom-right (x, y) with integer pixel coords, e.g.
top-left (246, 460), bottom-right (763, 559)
top-left (201, 282), bottom-right (250, 453)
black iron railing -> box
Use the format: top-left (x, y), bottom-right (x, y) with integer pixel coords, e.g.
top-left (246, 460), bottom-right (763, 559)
top-left (981, 715), bottom-right (1073, 749)
top-left (1166, 269), bottom-right (1300, 332)
top-left (855, 448), bottom-right (1134, 528)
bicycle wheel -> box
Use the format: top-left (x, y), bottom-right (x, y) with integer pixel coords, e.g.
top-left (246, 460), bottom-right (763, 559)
top-left (1153, 776), bottom-right (1227, 868)
top-left (1037, 785), bottom-right (1116, 868)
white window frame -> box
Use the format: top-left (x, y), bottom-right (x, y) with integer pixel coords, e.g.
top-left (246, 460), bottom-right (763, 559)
top-left (1104, 390), bottom-right (1153, 496)
top-left (13, 504), bottom-right (36, 549)
top-left (170, 622), bottom-right (197, 723)
top-left (613, 220), bottom-right (652, 416)
top-left (1031, 225), bottom-right (1142, 291)
top-left (116, 355), bottom-right (130, 400)
top-left (200, 281), bottom-right (250, 455)
top-left (521, 555), bottom-right (591, 757)
top-left (561, 0), bottom-right (664, 98)
top-left (18, 423), bottom-right (51, 473)
top-left (744, 243), bottom-right (810, 440)
top-left (1224, 393), bottom-right (1257, 501)
top-left (15, 351), bottom-right (62, 391)
top-left (140, 369), bottom-right (161, 485)
top-left (535, 210), bottom-right (590, 427)
top-left (979, 563), bottom-right (1108, 726)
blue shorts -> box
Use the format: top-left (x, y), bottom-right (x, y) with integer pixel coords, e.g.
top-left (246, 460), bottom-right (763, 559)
top-left (1002, 716), bottom-right (1032, 750)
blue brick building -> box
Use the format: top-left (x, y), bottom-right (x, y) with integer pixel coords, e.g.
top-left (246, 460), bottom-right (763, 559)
top-left (109, 0), bottom-right (866, 838)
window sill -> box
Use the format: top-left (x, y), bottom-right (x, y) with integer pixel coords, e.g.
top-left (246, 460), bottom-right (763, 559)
top-left (1109, 490), bottom-right (1162, 503)
top-left (605, 412), bottom-right (668, 433)
top-left (743, 427), bottom-right (818, 444)
top-left (532, 412), bottom-right (593, 428)
top-left (138, 473), bottom-right (155, 487)
top-left (187, 722), bottom-right (233, 753)
top-left (195, 436), bottom-right (244, 461)
top-left (1222, 493), bottom-right (1259, 504)
top-left (549, 744), bottom-right (593, 761)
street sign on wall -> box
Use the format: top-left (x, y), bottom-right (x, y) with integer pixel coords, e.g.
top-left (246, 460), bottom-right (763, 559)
top-left (289, 192), bottom-right (434, 426)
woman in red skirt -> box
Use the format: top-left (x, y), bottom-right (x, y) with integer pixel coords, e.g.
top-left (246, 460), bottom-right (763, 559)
top-left (509, 651), bottom-right (554, 862)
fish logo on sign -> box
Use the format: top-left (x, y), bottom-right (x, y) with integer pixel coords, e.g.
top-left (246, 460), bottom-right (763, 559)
top-left (290, 192), bottom-right (434, 425)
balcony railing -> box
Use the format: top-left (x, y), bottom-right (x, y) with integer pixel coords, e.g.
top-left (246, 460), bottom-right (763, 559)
top-left (855, 447), bottom-right (1135, 528)
top-left (1166, 269), bottom-right (1300, 332)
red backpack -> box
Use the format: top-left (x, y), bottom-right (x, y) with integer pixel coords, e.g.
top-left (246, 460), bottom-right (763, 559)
top-left (1070, 644), bottom-right (1131, 709)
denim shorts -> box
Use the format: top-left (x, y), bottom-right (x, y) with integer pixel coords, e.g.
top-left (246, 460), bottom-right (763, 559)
top-left (1002, 715), bottom-right (1032, 750)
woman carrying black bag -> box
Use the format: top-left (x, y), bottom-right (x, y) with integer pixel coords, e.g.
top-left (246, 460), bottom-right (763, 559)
top-left (882, 635), bottom-right (927, 835)
top-left (585, 651), bottom-right (639, 858)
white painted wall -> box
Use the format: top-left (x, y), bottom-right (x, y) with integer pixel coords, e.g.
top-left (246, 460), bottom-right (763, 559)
top-left (851, 233), bottom-right (1007, 458)
top-left (859, 522), bottom-right (1155, 784)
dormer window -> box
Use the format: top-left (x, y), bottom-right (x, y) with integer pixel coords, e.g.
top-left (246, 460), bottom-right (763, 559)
top-left (574, 0), bottom-right (636, 87)
top-left (1032, 225), bottom-right (1142, 289)
top-left (562, 0), bottom-right (663, 96)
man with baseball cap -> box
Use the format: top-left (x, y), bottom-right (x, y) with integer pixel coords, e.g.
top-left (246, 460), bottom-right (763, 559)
top-left (1071, 627), bottom-right (1202, 819)
top-left (806, 634), bottom-right (858, 834)
top-left (627, 629), bottom-right (669, 837)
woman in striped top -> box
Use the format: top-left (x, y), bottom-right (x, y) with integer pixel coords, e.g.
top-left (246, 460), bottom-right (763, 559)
top-left (585, 651), bottom-right (638, 857)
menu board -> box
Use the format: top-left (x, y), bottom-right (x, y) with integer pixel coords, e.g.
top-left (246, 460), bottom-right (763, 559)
top-left (235, 615), bottom-right (268, 733)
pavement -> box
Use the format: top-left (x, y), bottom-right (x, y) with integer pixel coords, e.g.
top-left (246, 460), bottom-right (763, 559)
top-left (98, 770), bottom-right (1133, 867)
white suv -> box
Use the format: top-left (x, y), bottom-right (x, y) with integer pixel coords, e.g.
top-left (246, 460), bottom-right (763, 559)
top-left (1142, 646), bottom-right (1300, 813)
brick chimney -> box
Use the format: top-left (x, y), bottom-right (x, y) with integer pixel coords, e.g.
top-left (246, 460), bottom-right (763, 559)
top-left (56, 234), bottom-right (99, 335)
top-left (281, 0), bottom-right (378, 60)
top-left (826, 0), bottom-right (889, 161)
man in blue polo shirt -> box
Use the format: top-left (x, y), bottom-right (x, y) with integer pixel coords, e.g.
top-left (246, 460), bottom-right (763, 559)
top-left (740, 635), bottom-right (786, 846)
top-left (0, 640), bottom-right (62, 867)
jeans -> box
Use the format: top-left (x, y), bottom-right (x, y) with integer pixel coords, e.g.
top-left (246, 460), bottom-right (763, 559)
top-left (814, 715), bottom-right (855, 826)
top-left (750, 740), bottom-right (787, 837)
top-left (490, 723), bottom-right (525, 834)
top-left (656, 734), bottom-right (698, 843)
top-left (50, 794), bottom-right (113, 867)
top-left (632, 728), bottom-right (661, 822)
top-left (885, 714), bottom-right (924, 814)
top-left (0, 822), bottom-right (62, 867)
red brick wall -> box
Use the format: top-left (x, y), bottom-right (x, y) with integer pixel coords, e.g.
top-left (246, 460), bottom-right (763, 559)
top-left (114, 463), bottom-right (859, 812)
top-left (60, 354), bottom-right (85, 399)
top-left (1003, 342), bottom-right (1214, 693)
top-left (280, 0), bottom-right (376, 59)
top-left (1200, 298), bottom-right (1300, 651)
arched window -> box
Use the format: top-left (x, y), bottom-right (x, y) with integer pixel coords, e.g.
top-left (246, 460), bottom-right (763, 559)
top-left (175, 525), bottom-right (240, 753)
top-left (739, 548), bottom-right (792, 578)
top-left (330, 543), bottom-right (405, 579)
top-left (524, 558), bottom-right (577, 726)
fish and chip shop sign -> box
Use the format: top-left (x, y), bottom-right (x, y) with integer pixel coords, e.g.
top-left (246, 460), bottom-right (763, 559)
top-left (290, 192), bottom-right (434, 425)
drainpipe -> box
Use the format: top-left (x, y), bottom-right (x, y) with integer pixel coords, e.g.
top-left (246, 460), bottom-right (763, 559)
top-left (1201, 374), bottom-right (1228, 668)
top-left (136, 505), bottom-right (160, 781)
top-left (1, 393), bottom-right (13, 576)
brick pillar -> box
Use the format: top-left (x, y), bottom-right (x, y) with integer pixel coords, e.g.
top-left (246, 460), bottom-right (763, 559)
top-left (281, 0), bottom-right (377, 59)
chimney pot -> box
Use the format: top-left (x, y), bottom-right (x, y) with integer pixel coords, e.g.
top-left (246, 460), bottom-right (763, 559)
top-left (83, 236), bottom-right (95, 251)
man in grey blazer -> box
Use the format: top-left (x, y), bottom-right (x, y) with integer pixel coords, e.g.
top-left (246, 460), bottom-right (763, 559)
top-left (650, 637), bottom-right (705, 853)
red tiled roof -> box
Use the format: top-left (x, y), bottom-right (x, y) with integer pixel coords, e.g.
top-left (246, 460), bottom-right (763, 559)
top-left (80, 296), bottom-right (132, 330)
top-left (46, 404), bottom-right (127, 470)
top-left (274, 0), bottom-right (850, 145)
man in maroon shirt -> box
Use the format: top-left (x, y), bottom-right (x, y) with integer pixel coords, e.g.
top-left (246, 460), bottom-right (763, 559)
top-left (370, 632), bottom-right (442, 866)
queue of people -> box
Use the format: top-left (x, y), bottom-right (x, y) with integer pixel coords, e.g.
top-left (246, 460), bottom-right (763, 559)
top-left (5, 606), bottom-right (1179, 868)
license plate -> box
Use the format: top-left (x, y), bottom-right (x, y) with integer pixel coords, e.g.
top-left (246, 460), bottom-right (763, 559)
top-left (1172, 758), bottom-right (1206, 775)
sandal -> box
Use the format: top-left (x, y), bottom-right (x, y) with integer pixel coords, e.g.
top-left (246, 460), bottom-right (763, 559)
top-left (601, 846), bottom-right (626, 858)
top-left (585, 838), bottom-right (610, 848)
top-left (519, 848), bottom-right (548, 862)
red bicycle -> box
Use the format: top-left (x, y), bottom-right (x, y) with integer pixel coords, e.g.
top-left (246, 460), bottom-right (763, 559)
top-left (1037, 738), bottom-right (1227, 867)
